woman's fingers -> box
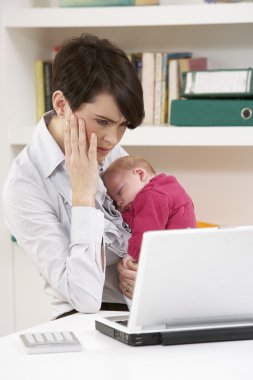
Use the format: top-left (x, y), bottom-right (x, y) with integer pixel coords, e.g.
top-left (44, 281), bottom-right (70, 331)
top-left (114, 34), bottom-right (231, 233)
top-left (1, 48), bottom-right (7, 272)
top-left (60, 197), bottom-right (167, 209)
top-left (88, 133), bottom-right (97, 163)
top-left (78, 118), bottom-right (87, 158)
top-left (65, 115), bottom-right (90, 160)
top-left (67, 115), bottom-right (96, 163)
top-left (64, 121), bottom-right (71, 158)
top-left (70, 114), bottom-right (79, 158)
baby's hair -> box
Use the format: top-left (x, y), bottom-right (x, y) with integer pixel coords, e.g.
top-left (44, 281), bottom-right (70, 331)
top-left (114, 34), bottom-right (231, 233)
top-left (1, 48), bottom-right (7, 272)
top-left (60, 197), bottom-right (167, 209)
top-left (104, 156), bottom-right (156, 179)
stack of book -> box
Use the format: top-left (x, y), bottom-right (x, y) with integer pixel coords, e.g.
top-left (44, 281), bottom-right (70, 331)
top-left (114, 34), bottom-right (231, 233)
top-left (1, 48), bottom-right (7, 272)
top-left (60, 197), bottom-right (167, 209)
top-left (170, 68), bottom-right (253, 127)
top-left (128, 52), bottom-right (207, 125)
top-left (35, 51), bottom-right (207, 124)
top-left (58, 0), bottom-right (159, 7)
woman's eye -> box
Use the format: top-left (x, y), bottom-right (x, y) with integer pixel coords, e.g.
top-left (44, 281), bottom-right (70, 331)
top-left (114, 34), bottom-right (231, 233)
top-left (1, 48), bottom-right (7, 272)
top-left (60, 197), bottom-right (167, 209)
top-left (96, 119), bottom-right (108, 126)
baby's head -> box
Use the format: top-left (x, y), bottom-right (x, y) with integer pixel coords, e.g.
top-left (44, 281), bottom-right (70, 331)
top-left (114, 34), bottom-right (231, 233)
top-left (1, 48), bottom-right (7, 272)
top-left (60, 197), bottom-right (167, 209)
top-left (103, 156), bottom-right (156, 212)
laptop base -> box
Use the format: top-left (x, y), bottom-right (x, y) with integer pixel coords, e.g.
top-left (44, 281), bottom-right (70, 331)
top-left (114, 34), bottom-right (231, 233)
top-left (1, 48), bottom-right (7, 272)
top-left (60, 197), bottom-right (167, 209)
top-left (95, 321), bottom-right (253, 347)
top-left (161, 325), bottom-right (253, 346)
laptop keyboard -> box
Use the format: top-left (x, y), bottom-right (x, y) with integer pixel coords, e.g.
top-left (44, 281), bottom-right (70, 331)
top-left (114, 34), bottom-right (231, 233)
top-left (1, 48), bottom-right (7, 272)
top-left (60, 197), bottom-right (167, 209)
top-left (115, 320), bottom-right (128, 327)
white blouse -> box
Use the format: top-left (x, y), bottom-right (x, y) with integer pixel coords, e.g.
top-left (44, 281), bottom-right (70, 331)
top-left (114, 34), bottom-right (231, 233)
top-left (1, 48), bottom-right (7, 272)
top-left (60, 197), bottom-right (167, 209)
top-left (3, 113), bottom-right (130, 319)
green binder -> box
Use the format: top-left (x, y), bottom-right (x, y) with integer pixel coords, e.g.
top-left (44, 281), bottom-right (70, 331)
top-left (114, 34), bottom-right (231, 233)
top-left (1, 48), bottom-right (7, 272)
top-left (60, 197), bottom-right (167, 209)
top-left (170, 99), bottom-right (253, 126)
top-left (181, 68), bottom-right (253, 98)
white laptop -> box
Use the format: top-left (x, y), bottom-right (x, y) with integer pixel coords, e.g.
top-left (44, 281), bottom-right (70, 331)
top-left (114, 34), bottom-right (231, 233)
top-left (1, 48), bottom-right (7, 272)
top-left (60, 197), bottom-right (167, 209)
top-left (95, 226), bottom-right (253, 346)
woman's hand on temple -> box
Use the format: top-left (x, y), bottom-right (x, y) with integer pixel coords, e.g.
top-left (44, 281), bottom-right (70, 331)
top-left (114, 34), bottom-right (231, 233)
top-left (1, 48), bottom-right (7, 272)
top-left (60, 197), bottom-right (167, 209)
top-left (64, 114), bottom-right (98, 207)
top-left (117, 259), bottom-right (138, 299)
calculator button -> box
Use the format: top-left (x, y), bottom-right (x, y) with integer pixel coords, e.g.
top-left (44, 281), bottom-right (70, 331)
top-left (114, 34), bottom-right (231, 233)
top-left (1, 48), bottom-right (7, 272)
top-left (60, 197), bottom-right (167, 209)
top-left (44, 332), bottom-right (55, 343)
top-left (25, 334), bottom-right (36, 345)
top-left (62, 331), bottom-right (74, 342)
top-left (34, 333), bottom-right (44, 343)
top-left (53, 331), bottom-right (64, 342)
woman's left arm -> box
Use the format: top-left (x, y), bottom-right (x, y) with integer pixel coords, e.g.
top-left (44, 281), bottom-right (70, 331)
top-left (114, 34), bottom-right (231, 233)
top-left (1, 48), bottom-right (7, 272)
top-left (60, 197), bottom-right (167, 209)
top-left (117, 259), bottom-right (138, 299)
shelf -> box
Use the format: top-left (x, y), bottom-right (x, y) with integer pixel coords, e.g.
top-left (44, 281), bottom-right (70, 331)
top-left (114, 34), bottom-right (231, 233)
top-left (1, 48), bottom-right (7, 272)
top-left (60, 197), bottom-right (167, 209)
top-left (8, 126), bottom-right (253, 147)
top-left (4, 3), bottom-right (253, 28)
top-left (121, 127), bottom-right (253, 146)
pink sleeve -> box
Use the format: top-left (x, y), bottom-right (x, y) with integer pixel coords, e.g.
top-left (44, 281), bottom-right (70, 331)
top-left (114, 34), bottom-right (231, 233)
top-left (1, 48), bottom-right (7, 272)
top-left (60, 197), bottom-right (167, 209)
top-left (167, 202), bottom-right (196, 229)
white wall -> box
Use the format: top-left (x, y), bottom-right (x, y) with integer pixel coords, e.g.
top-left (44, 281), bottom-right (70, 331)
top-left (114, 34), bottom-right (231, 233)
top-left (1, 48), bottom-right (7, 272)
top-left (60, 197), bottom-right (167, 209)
top-left (0, 2), bottom-right (15, 336)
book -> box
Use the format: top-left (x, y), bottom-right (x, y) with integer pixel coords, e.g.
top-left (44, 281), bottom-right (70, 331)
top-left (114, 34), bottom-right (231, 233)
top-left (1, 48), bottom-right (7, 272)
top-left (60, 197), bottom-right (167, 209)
top-left (155, 52), bottom-right (192, 125)
top-left (166, 52), bottom-right (192, 60)
top-left (154, 52), bottom-right (163, 125)
top-left (178, 57), bottom-right (208, 73)
top-left (181, 68), bottom-right (253, 98)
top-left (35, 60), bottom-right (45, 122)
top-left (59, 0), bottom-right (158, 5)
top-left (166, 52), bottom-right (193, 124)
top-left (178, 57), bottom-right (207, 90)
top-left (59, 0), bottom-right (134, 7)
top-left (160, 52), bottom-right (168, 124)
top-left (135, 0), bottom-right (159, 4)
top-left (170, 99), bottom-right (253, 126)
top-left (142, 52), bottom-right (155, 124)
top-left (167, 59), bottom-right (179, 123)
top-left (131, 53), bottom-right (142, 82)
top-left (43, 62), bottom-right (53, 112)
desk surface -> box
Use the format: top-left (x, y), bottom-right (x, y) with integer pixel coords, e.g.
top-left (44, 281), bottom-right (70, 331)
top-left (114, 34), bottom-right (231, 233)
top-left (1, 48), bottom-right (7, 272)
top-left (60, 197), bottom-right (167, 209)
top-left (1, 311), bottom-right (253, 380)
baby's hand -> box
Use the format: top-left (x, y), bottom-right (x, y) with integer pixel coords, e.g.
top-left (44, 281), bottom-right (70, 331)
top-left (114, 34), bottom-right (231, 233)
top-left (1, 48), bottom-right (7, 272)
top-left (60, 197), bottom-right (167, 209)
top-left (122, 254), bottom-right (133, 268)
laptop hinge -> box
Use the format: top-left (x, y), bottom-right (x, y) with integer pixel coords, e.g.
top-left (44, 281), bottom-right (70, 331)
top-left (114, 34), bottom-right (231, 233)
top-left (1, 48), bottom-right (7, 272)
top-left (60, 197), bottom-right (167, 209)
top-left (141, 324), bottom-right (167, 331)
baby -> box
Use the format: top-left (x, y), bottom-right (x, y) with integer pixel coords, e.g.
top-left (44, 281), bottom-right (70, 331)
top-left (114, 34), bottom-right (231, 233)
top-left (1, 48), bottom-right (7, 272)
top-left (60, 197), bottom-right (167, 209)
top-left (103, 156), bottom-right (196, 267)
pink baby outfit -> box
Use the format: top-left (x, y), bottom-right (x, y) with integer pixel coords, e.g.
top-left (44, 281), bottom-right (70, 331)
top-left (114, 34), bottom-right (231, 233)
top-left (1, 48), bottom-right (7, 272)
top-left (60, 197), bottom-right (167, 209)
top-left (122, 173), bottom-right (196, 261)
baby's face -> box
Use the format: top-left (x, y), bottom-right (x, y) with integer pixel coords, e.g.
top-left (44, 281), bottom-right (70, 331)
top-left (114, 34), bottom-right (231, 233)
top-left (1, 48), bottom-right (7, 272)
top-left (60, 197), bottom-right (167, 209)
top-left (104, 169), bottom-right (145, 212)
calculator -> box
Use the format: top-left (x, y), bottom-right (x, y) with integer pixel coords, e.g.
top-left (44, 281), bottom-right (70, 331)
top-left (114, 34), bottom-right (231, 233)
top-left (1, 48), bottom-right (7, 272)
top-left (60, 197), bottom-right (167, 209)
top-left (20, 331), bottom-right (82, 354)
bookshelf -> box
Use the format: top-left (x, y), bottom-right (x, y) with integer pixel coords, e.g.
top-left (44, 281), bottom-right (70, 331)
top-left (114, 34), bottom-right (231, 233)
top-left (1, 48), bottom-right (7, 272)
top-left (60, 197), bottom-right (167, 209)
top-left (4, 3), bottom-right (253, 148)
top-left (2, 0), bottom-right (253, 335)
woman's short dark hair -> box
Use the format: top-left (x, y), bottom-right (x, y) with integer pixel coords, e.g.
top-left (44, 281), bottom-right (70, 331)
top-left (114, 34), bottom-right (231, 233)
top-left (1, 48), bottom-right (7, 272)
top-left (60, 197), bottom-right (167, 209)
top-left (52, 33), bottom-right (144, 129)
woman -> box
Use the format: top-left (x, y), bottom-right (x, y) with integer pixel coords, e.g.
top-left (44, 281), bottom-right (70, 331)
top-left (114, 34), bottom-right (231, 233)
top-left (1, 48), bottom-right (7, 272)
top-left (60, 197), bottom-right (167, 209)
top-left (3, 34), bottom-right (144, 319)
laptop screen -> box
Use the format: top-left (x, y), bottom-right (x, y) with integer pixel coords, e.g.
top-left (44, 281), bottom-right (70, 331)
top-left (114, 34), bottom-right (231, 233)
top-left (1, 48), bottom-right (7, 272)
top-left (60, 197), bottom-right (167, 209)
top-left (127, 227), bottom-right (253, 331)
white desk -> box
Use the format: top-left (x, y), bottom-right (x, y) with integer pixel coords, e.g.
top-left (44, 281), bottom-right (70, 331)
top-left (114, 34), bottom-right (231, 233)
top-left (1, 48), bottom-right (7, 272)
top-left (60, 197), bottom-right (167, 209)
top-left (1, 311), bottom-right (253, 380)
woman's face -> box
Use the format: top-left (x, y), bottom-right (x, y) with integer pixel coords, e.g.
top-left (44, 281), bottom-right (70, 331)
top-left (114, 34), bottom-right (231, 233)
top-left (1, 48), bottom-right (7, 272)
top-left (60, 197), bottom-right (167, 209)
top-left (73, 93), bottom-right (128, 164)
